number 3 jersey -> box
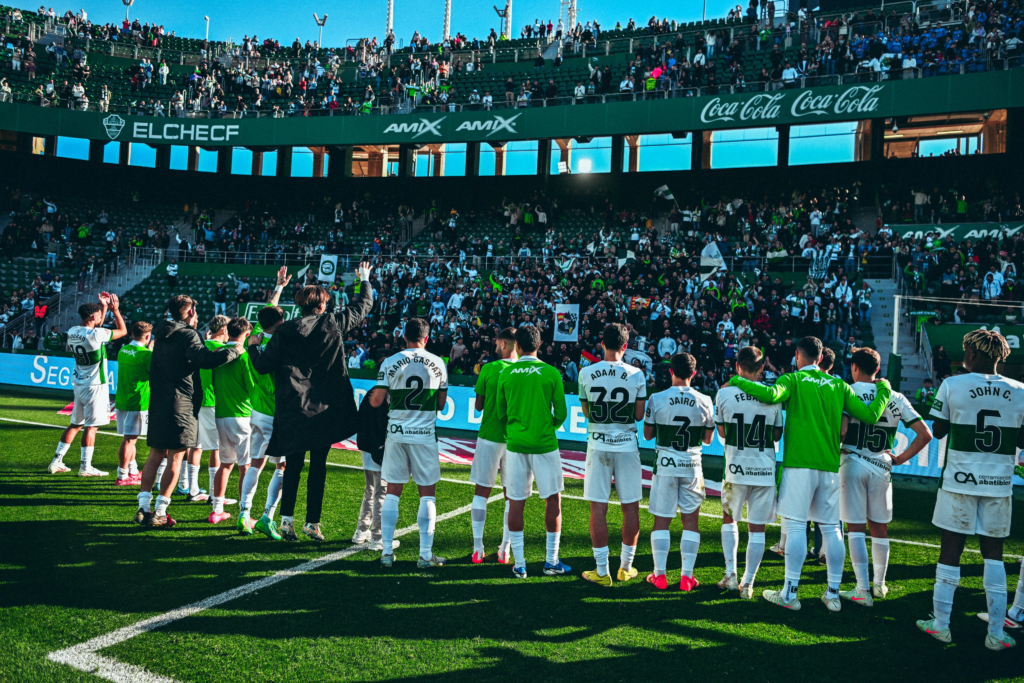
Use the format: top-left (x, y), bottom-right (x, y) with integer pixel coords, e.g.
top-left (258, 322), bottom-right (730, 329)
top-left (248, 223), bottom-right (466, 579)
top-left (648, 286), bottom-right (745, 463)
top-left (842, 382), bottom-right (920, 481)
top-left (578, 360), bottom-right (647, 452)
top-left (377, 347), bottom-right (448, 444)
top-left (715, 385), bottom-right (783, 486)
top-left (930, 373), bottom-right (1024, 498)
top-left (644, 385), bottom-right (714, 479)
top-left (67, 326), bottom-right (114, 386)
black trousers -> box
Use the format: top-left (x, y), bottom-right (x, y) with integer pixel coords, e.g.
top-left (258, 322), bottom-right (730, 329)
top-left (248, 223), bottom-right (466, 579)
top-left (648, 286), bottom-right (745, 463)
top-left (280, 444), bottom-right (332, 524)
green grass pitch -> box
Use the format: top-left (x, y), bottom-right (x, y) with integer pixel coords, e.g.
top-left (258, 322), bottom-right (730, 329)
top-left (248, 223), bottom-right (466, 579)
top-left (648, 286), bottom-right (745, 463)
top-left (1, 388), bottom-right (1023, 682)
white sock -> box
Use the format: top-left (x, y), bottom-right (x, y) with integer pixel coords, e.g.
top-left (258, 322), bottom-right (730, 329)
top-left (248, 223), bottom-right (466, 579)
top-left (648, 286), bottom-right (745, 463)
top-left (721, 522), bottom-right (739, 576)
top-left (208, 465), bottom-right (217, 494)
top-left (240, 467), bottom-right (262, 518)
top-left (984, 559), bottom-right (1008, 638)
top-left (680, 530), bottom-right (700, 578)
top-left (510, 530), bottom-right (525, 570)
top-left (546, 531), bottom-right (561, 565)
top-left (155, 459), bottom-right (167, 483)
top-left (471, 495), bottom-right (488, 554)
top-left (848, 531), bottom-right (869, 591)
top-left (500, 499), bottom-right (511, 551)
top-left (264, 468), bottom-right (284, 518)
top-left (933, 563), bottom-right (960, 630)
top-left (80, 446), bottom-right (94, 470)
top-left (620, 542), bottom-right (636, 572)
top-left (742, 531), bottom-right (766, 586)
top-left (117, 467), bottom-right (128, 480)
top-left (381, 494), bottom-right (399, 555)
top-left (1009, 570), bottom-right (1024, 622)
top-left (137, 490), bottom-right (153, 512)
top-left (782, 517), bottom-right (807, 600)
top-left (54, 440), bottom-right (71, 462)
top-left (651, 530), bottom-right (671, 577)
top-left (592, 546), bottom-right (609, 577)
top-left (155, 494), bottom-right (171, 516)
top-left (178, 463), bottom-right (188, 490)
top-left (212, 496), bottom-right (224, 514)
top-left (778, 529), bottom-right (787, 549)
top-left (871, 537), bottom-right (890, 587)
top-left (128, 459), bottom-right (139, 475)
top-left (188, 463), bottom-right (200, 495)
top-left (418, 497), bottom-right (436, 559)
top-left (821, 523), bottom-right (844, 594)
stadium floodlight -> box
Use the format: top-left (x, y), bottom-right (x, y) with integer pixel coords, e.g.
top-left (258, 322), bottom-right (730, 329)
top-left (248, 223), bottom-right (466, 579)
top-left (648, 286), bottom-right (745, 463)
top-left (387, 0), bottom-right (394, 38)
top-left (443, 0), bottom-right (451, 42)
top-left (577, 158), bottom-right (592, 174)
top-left (121, 0), bottom-right (133, 22)
top-left (313, 13), bottom-right (328, 47)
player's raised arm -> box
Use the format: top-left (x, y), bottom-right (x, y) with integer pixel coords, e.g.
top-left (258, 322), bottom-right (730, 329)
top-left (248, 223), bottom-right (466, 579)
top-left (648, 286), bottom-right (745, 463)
top-left (332, 261), bottom-right (374, 332)
top-left (104, 293), bottom-right (128, 340)
top-left (267, 266), bottom-right (291, 307)
top-left (843, 377), bottom-right (892, 424)
top-left (729, 371), bottom-right (794, 404)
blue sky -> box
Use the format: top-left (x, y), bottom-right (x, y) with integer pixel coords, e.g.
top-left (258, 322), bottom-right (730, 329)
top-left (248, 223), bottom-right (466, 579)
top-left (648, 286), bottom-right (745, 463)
top-left (85, 0), bottom-right (745, 46)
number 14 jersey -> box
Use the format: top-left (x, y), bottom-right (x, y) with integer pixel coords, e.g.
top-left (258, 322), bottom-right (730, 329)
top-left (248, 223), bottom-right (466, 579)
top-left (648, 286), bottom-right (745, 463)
top-left (645, 385), bottom-right (714, 478)
top-left (715, 385), bottom-right (784, 486)
top-left (377, 347), bottom-right (448, 444)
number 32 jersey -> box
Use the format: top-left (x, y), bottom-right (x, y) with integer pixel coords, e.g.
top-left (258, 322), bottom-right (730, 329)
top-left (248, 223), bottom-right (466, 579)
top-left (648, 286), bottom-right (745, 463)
top-left (578, 360), bottom-right (647, 452)
top-left (842, 382), bottom-right (920, 481)
top-left (715, 385), bottom-right (783, 486)
top-left (377, 348), bottom-right (448, 444)
top-left (645, 386), bottom-right (714, 479)
top-left (930, 373), bottom-right (1024, 498)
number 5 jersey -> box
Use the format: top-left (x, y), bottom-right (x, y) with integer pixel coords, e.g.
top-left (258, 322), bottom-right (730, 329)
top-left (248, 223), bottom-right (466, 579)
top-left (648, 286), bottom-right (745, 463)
top-left (715, 384), bottom-right (784, 486)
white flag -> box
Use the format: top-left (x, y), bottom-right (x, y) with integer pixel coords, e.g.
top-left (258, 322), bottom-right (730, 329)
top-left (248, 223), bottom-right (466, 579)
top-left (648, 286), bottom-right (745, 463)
top-left (318, 254), bottom-right (339, 283)
top-left (700, 242), bottom-right (726, 282)
top-left (554, 303), bottom-right (580, 342)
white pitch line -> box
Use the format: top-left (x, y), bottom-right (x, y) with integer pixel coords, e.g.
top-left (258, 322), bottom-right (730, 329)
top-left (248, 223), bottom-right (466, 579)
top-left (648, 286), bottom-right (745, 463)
top-left (46, 493), bottom-right (503, 683)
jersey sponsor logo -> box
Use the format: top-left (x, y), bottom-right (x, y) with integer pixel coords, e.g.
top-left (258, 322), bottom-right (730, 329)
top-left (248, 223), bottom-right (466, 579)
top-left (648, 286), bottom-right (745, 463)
top-left (952, 471), bottom-right (1012, 487)
top-left (953, 471), bottom-right (976, 484)
top-left (728, 463), bottom-right (773, 477)
top-left (510, 366), bottom-right (542, 375)
top-left (799, 376), bottom-right (834, 387)
top-left (658, 455), bottom-right (698, 469)
top-left (389, 424), bottom-right (433, 436)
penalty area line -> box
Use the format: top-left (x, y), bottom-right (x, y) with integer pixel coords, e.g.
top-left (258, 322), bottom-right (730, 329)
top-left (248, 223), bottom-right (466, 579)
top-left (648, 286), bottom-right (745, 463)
top-left (46, 492), bottom-right (503, 683)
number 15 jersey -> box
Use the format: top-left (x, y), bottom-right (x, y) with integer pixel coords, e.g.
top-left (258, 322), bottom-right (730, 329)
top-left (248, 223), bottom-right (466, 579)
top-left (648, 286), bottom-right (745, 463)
top-left (842, 382), bottom-right (920, 481)
top-left (930, 373), bottom-right (1024, 498)
top-left (377, 347), bottom-right (448, 444)
top-left (645, 385), bottom-right (714, 479)
top-left (715, 385), bottom-right (783, 486)
top-left (578, 360), bottom-right (647, 452)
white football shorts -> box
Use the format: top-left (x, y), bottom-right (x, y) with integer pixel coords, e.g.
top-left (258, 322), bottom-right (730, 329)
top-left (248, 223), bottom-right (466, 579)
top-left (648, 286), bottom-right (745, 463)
top-left (470, 438), bottom-right (507, 489)
top-left (71, 384), bottom-right (111, 427)
top-left (777, 467), bottom-right (840, 525)
top-left (382, 440), bottom-right (440, 486)
top-left (505, 449), bottom-right (564, 501)
top-left (721, 481), bottom-right (777, 525)
top-left (648, 473), bottom-right (705, 517)
top-left (216, 416), bottom-right (252, 465)
top-left (115, 409), bottom-right (148, 437)
top-left (583, 448), bottom-right (642, 504)
top-left (249, 410), bottom-right (283, 463)
top-left (839, 459), bottom-right (893, 524)
top-left (197, 406), bottom-right (220, 450)
top-left (932, 488), bottom-right (1011, 538)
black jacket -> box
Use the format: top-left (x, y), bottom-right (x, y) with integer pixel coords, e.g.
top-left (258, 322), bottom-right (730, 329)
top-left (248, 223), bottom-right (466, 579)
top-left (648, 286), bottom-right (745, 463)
top-left (356, 389), bottom-right (389, 466)
top-left (249, 282), bottom-right (373, 453)
top-left (147, 319), bottom-right (242, 450)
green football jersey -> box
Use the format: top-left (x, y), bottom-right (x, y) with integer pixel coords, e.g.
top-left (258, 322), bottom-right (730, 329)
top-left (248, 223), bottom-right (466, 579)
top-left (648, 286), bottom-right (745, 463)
top-left (496, 357), bottom-right (567, 455)
top-left (199, 339), bottom-right (225, 407)
top-left (729, 367), bottom-right (890, 473)
top-left (212, 344), bottom-right (255, 418)
top-left (114, 342), bottom-right (152, 411)
top-left (250, 333), bottom-right (275, 416)
top-left (475, 358), bottom-right (513, 443)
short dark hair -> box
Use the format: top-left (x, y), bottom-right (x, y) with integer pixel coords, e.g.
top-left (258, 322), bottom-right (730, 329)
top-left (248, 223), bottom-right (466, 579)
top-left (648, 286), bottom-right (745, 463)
top-left (497, 326), bottom-right (517, 344)
top-left (515, 325), bottom-right (542, 354)
top-left (820, 348), bottom-right (836, 372)
top-left (736, 346), bottom-right (764, 373)
top-left (131, 321), bottom-right (152, 340)
top-left (78, 303), bottom-right (101, 321)
top-left (208, 315), bottom-right (229, 335)
top-left (227, 316), bottom-right (252, 339)
top-left (295, 285), bottom-right (330, 315)
top-left (167, 294), bottom-right (195, 321)
top-left (851, 347), bottom-right (881, 376)
top-left (796, 336), bottom-right (823, 364)
top-left (405, 317), bottom-right (430, 342)
top-left (602, 323), bottom-right (629, 350)
top-left (670, 352), bottom-right (696, 378)
top-left (257, 305), bottom-right (285, 331)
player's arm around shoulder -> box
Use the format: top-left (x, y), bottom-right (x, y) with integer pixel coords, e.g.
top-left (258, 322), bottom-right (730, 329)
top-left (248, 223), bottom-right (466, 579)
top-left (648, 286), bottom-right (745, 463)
top-left (844, 377), bottom-right (891, 424)
top-left (729, 371), bottom-right (791, 404)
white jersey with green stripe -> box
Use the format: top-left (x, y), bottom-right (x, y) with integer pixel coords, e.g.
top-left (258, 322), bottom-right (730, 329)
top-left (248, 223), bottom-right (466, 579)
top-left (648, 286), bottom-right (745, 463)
top-left (930, 373), bottom-right (1024, 497)
top-left (578, 360), bottom-right (647, 452)
top-left (644, 385), bottom-right (714, 478)
top-left (715, 385), bottom-right (783, 486)
top-left (377, 347), bottom-right (448, 444)
top-left (67, 326), bottom-right (113, 386)
top-left (842, 382), bottom-right (920, 480)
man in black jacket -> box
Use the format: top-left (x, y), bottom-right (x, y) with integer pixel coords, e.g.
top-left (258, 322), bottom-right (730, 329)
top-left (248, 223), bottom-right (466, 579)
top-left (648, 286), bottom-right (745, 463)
top-left (135, 295), bottom-right (242, 528)
top-left (248, 261), bottom-right (374, 542)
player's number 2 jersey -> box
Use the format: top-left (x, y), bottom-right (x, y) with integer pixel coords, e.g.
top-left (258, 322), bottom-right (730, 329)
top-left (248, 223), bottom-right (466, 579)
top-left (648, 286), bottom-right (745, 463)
top-left (715, 385), bottom-right (783, 486)
top-left (931, 373), bottom-right (1024, 497)
top-left (644, 386), bottom-right (714, 479)
top-left (578, 360), bottom-right (647, 452)
top-left (378, 348), bottom-right (448, 444)
top-left (842, 382), bottom-right (921, 480)
top-left (67, 326), bottom-right (113, 386)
